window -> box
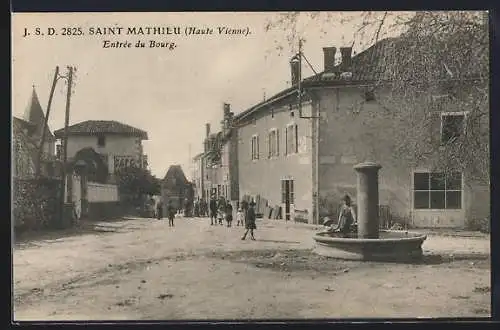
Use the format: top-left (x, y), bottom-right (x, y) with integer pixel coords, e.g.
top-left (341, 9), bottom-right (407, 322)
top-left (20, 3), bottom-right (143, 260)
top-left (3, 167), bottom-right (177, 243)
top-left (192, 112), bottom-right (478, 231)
top-left (97, 135), bottom-right (106, 147)
top-left (441, 112), bottom-right (466, 144)
top-left (251, 135), bottom-right (259, 160)
top-left (268, 129), bottom-right (279, 158)
top-left (413, 172), bottom-right (462, 210)
top-left (285, 124), bottom-right (298, 155)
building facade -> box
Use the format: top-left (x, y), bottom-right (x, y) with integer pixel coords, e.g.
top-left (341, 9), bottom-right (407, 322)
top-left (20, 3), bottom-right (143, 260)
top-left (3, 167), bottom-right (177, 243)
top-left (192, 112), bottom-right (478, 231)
top-left (191, 152), bottom-right (205, 200)
top-left (53, 120), bottom-right (149, 183)
top-left (231, 38), bottom-right (489, 228)
top-left (200, 104), bottom-right (239, 204)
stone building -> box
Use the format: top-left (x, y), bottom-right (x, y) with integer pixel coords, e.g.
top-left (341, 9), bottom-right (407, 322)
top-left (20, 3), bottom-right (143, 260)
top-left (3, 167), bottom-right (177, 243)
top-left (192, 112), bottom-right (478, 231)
top-left (13, 87), bottom-right (58, 179)
top-left (232, 37), bottom-right (488, 228)
top-left (191, 152), bottom-right (205, 200)
top-left (200, 104), bottom-right (239, 204)
top-left (161, 165), bottom-right (193, 211)
top-left (53, 120), bottom-right (149, 183)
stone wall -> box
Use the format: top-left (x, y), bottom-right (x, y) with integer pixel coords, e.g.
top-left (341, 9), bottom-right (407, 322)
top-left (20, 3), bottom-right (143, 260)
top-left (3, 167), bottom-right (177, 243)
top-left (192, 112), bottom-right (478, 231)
top-left (13, 178), bottom-right (62, 232)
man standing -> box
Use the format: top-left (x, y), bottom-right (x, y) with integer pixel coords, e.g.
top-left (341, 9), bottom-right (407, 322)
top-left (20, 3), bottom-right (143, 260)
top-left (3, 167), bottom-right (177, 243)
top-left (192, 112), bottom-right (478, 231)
top-left (209, 195), bottom-right (217, 225)
top-left (156, 198), bottom-right (164, 220)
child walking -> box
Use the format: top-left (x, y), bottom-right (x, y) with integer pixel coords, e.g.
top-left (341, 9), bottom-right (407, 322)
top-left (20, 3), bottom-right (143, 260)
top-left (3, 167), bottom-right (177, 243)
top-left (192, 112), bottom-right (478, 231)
top-left (241, 201), bottom-right (256, 240)
top-left (236, 208), bottom-right (244, 226)
top-left (225, 202), bottom-right (233, 227)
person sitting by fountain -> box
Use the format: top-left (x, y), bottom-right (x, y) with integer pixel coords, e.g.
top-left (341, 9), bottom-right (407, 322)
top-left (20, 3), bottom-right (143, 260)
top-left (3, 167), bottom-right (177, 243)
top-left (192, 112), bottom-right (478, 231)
top-left (333, 194), bottom-right (357, 236)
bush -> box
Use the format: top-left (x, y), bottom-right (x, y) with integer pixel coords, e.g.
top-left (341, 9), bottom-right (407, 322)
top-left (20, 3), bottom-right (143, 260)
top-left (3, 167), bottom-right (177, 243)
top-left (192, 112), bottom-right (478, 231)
top-left (13, 178), bottom-right (61, 232)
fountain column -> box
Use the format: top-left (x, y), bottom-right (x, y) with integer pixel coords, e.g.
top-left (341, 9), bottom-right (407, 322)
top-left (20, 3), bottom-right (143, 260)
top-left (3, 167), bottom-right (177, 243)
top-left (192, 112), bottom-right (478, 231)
top-left (353, 162), bottom-right (382, 239)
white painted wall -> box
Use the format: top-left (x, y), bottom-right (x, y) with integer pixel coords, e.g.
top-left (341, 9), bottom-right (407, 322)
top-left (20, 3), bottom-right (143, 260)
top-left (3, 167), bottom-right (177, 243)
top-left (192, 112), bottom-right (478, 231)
top-left (66, 135), bottom-right (142, 159)
top-left (88, 182), bottom-right (119, 202)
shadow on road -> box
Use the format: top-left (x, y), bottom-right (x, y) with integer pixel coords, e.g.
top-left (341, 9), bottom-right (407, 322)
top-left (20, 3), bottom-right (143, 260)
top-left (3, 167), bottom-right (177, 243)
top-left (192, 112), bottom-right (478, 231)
top-left (419, 253), bottom-right (491, 265)
top-left (14, 217), bottom-right (136, 248)
top-left (256, 239), bottom-right (301, 244)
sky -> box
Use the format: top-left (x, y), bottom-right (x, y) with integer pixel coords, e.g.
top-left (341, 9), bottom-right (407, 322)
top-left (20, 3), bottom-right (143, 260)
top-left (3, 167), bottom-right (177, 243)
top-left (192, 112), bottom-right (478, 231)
top-left (12, 12), bottom-right (407, 179)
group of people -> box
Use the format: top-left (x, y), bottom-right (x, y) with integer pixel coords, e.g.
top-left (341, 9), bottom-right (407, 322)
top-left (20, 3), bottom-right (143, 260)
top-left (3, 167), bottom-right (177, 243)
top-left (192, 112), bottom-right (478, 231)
top-left (208, 196), bottom-right (256, 240)
top-left (193, 198), bottom-right (208, 217)
top-left (155, 199), bottom-right (176, 227)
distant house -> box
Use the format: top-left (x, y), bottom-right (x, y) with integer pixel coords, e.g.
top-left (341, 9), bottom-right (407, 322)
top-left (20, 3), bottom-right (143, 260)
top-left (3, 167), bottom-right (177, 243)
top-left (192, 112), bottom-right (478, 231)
top-left (199, 103), bottom-right (239, 204)
top-left (161, 165), bottom-right (193, 210)
top-left (191, 152), bottom-right (205, 200)
top-left (53, 120), bottom-right (149, 183)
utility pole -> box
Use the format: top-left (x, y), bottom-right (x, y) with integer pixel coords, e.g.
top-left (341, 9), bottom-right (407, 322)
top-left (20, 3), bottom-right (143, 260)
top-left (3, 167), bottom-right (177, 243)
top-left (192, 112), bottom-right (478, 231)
top-left (36, 66), bottom-right (60, 178)
top-left (294, 38), bottom-right (320, 225)
top-left (59, 66), bottom-right (74, 228)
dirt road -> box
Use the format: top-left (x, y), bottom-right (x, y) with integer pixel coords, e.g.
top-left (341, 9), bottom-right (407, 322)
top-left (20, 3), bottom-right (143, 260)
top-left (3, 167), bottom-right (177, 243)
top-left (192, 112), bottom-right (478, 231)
top-left (13, 217), bottom-right (491, 320)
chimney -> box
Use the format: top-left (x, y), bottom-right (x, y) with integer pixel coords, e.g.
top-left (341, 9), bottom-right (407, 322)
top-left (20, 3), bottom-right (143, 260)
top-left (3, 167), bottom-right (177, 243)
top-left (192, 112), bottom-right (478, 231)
top-left (205, 123), bottom-right (211, 138)
top-left (340, 47), bottom-right (353, 72)
top-left (322, 47), bottom-right (337, 72)
top-left (290, 55), bottom-right (300, 86)
top-left (223, 103), bottom-right (231, 117)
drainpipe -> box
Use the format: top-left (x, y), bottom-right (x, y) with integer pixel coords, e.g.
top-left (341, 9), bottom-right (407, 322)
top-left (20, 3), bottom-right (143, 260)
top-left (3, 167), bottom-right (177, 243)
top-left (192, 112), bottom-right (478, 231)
top-left (314, 98), bottom-right (321, 224)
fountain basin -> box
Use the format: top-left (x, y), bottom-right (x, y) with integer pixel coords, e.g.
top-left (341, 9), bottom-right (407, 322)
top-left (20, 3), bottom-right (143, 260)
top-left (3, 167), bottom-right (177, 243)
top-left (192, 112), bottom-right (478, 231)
top-left (313, 231), bottom-right (427, 262)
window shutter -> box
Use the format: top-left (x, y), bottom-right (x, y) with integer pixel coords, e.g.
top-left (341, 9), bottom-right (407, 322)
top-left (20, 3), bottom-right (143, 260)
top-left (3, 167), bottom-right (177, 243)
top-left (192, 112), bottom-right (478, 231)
top-left (256, 135), bottom-right (259, 159)
top-left (430, 112), bottom-right (442, 146)
top-left (285, 127), bottom-right (288, 155)
top-left (276, 129), bottom-right (280, 155)
top-left (294, 125), bottom-right (299, 152)
top-left (281, 180), bottom-right (286, 203)
top-left (267, 132), bottom-right (271, 158)
top-left (251, 137), bottom-right (254, 160)
top-left (429, 98), bottom-right (445, 146)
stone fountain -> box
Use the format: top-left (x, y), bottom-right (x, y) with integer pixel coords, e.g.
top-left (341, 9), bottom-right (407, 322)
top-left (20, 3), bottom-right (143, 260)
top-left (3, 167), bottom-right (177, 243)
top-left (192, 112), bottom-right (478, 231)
top-left (313, 162), bottom-right (427, 262)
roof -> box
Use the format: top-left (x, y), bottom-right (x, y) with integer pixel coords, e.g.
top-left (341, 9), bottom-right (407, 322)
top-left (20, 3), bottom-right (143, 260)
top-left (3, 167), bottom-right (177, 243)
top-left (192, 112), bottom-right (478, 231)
top-left (22, 88), bottom-right (55, 141)
top-left (54, 120), bottom-right (148, 139)
top-left (162, 165), bottom-right (189, 189)
top-left (234, 35), bottom-right (485, 122)
top-left (192, 152), bottom-right (204, 160)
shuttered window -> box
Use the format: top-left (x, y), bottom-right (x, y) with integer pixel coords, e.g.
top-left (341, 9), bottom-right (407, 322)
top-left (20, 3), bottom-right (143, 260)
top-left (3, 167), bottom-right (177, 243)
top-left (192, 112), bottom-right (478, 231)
top-left (285, 124), bottom-right (298, 155)
top-left (251, 135), bottom-right (259, 160)
top-left (268, 129), bottom-right (279, 158)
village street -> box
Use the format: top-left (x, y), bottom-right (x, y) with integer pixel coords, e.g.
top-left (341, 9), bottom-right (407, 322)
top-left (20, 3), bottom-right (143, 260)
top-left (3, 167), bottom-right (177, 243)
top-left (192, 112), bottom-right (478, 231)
top-left (13, 217), bottom-right (491, 320)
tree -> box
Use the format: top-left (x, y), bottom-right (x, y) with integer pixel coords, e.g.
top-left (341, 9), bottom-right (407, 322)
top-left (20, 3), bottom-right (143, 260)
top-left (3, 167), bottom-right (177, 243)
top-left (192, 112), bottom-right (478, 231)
top-left (265, 11), bottom-right (489, 185)
top-left (115, 166), bottom-right (161, 204)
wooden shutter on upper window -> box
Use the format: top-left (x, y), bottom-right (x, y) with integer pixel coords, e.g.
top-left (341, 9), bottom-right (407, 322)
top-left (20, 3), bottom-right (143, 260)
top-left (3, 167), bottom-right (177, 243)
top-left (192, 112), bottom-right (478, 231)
top-left (294, 124), bottom-right (299, 153)
top-left (276, 129), bottom-right (280, 155)
top-left (429, 99), bottom-right (444, 147)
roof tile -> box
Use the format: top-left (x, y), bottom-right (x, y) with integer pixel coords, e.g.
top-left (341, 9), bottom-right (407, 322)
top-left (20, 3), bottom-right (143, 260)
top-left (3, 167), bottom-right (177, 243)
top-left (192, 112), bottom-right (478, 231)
top-left (54, 120), bottom-right (148, 139)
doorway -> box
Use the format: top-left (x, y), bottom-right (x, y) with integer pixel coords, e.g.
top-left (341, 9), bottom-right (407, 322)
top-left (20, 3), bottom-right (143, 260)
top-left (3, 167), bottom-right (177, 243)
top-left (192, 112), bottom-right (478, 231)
top-left (281, 179), bottom-right (294, 221)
